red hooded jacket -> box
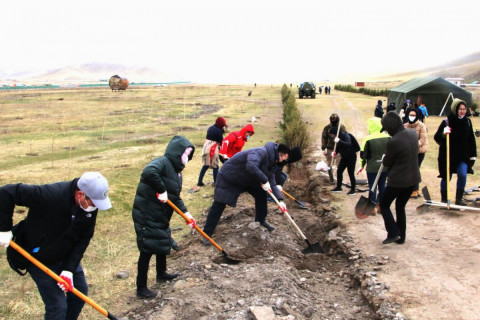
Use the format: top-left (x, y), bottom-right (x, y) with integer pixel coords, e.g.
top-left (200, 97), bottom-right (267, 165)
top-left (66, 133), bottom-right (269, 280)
top-left (219, 124), bottom-right (254, 159)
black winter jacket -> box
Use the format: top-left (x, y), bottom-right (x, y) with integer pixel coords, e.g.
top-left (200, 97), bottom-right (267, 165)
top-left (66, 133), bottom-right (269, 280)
top-left (0, 178), bottom-right (96, 272)
top-left (205, 124), bottom-right (224, 144)
top-left (132, 136), bottom-right (195, 255)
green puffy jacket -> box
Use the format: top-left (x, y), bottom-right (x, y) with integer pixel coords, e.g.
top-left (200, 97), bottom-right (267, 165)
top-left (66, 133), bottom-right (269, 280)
top-left (132, 136), bottom-right (195, 255)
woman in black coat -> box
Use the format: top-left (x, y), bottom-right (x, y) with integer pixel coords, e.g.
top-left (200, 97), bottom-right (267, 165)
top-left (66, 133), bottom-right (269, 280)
top-left (434, 98), bottom-right (477, 205)
top-left (132, 136), bottom-right (195, 299)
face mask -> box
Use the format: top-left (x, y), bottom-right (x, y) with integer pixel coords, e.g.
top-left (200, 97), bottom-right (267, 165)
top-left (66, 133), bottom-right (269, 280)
top-left (409, 116), bottom-right (416, 123)
top-left (80, 196), bottom-right (97, 212)
top-left (181, 147), bottom-right (193, 165)
top-left (246, 135), bottom-right (250, 140)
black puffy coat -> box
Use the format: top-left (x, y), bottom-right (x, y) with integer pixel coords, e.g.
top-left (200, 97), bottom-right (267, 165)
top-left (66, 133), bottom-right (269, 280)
top-left (132, 136), bottom-right (195, 255)
top-left (213, 142), bottom-right (283, 207)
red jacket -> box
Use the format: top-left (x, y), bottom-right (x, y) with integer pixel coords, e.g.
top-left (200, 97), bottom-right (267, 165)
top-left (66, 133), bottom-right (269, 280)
top-left (219, 124), bottom-right (254, 158)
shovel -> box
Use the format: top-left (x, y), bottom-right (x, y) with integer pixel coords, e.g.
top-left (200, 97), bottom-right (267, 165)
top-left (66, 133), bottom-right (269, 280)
top-left (9, 240), bottom-right (120, 320)
top-left (354, 163), bottom-right (384, 219)
top-left (166, 200), bottom-right (241, 263)
top-left (328, 119), bottom-right (342, 184)
top-left (266, 189), bottom-right (323, 254)
top-left (416, 186), bottom-right (480, 213)
top-left (281, 190), bottom-right (311, 209)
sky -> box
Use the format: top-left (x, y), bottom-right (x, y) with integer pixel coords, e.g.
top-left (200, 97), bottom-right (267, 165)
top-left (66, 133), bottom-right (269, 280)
top-left (1, 0), bottom-right (480, 83)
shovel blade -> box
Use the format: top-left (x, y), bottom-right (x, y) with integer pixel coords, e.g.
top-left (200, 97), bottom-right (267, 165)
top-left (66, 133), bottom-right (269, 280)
top-left (295, 199), bottom-right (310, 209)
top-left (328, 169), bottom-right (334, 184)
top-left (302, 240), bottom-right (324, 254)
top-left (354, 196), bottom-right (376, 219)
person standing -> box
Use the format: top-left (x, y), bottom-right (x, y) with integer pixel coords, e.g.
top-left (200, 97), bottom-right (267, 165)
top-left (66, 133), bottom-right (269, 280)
top-left (434, 98), bottom-right (476, 205)
top-left (379, 112), bottom-right (421, 245)
top-left (358, 118), bottom-right (390, 207)
top-left (0, 172), bottom-right (112, 319)
top-left (202, 142), bottom-right (290, 238)
top-left (218, 124), bottom-right (255, 162)
top-left (374, 100), bottom-right (384, 119)
top-left (132, 136), bottom-right (196, 299)
top-left (197, 117), bottom-right (227, 187)
top-left (321, 113), bottom-right (345, 166)
top-left (329, 127), bottom-right (359, 195)
top-left (404, 108), bottom-right (429, 198)
top-left (418, 102), bottom-right (429, 123)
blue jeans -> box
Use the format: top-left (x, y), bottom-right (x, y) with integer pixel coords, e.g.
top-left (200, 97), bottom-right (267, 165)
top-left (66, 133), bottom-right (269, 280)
top-left (440, 161), bottom-right (468, 191)
top-left (28, 262), bottom-right (88, 320)
top-left (198, 165), bottom-right (219, 185)
top-left (367, 171), bottom-right (388, 203)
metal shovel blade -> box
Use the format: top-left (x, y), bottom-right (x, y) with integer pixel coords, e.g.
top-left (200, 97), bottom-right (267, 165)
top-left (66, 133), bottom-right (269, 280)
top-left (416, 203), bottom-right (432, 214)
top-left (354, 195), bottom-right (376, 219)
top-left (302, 239), bottom-right (324, 254)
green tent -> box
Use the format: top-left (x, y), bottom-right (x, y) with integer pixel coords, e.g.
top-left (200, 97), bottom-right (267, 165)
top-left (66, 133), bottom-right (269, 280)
top-left (388, 76), bottom-right (473, 116)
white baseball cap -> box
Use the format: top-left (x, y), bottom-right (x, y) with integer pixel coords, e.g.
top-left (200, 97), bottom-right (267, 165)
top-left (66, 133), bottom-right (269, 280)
top-left (78, 172), bottom-right (112, 210)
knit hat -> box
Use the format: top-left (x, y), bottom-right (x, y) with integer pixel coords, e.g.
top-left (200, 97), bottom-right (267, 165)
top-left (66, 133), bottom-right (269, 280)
top-left (329, 113), bottom-right (339, 125)
top-left (287, 147), bottom-right (302, 163)
top-left (215, 117), bottom-right (227, 129)
top-left (450, 98), bottom-right (466, 115)
top-left (380, 112), bottom-right (403, 136)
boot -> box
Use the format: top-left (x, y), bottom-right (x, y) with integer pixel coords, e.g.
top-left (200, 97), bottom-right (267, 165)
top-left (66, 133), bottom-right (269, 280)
top-left (440, 190), bottom-right (447, 203)
top-left (137, 287), bottom-right (157, 299)
top-left (157, 272), bottom-right (180, 282)
top-left (455, 189), bottom-right (467, 206)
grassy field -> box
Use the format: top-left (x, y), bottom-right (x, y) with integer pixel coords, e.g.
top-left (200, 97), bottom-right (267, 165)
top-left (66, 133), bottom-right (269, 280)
top-left (0, 85), bottom-right (285, 319)
top-left (1, 85), bottom-right (479, 319)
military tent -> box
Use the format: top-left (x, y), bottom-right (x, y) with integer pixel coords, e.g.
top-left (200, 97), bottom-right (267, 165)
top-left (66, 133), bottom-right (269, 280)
top-left (387, 76), bottom-right (473, 115)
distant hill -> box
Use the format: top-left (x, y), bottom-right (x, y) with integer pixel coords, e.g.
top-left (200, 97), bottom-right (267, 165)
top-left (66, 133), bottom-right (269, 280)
top-left (3, 63), bottom-right (185, 84)
top-left (379, 51), bottom-right (480, 83)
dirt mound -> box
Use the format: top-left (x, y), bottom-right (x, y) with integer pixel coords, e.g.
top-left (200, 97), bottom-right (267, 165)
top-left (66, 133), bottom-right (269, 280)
top-left (121, 163), bottom-right (403, 320)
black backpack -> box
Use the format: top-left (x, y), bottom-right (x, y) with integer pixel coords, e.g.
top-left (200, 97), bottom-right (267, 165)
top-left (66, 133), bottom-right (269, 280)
top-left (349, 133), bottom-right (360, 152)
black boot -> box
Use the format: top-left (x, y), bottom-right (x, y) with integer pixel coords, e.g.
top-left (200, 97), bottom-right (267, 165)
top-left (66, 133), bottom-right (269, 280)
top-left (259, 221), bottom-right (275, 231)
top-left (137, 287), bottom-right (157, 299)
top-left (441, 190), bottom-right (447, 203)
top-left (455, 189), bottom-right (467, 206)
top-left (157, 272), bottom-right (180, 282)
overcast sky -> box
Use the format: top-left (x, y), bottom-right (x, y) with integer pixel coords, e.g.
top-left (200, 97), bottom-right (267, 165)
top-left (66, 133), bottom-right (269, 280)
top-left (1, 0), bottom-right (479, 83)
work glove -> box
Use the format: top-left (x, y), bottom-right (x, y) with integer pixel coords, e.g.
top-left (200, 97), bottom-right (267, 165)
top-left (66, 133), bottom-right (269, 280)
top-left (276, 185), bottom-right (283, 191)
top-left (156, 191), bottom-right (168, 203)
top-left (0, 231), bottom-right (13, 248)
top-left (331, 152), bottom-right (336, 157)
top-left (261, 181), bottom-right (272, 193)
top-left (443, 126), bottom-right (451, 135)
top-left (184, 212), bottom-right (196, 229)
top-left (334, 137), bottom-right (340, 143)
top-left (278, 201), bottom-right (287, 214)
top-left (219, 154), bottom-right (228, 163)
top-left (469, 157), bottom-right (476, 168)
top-left (356, 167), bottom-right (364, 175)
top-left (57, 271), bottom-right (73, 293)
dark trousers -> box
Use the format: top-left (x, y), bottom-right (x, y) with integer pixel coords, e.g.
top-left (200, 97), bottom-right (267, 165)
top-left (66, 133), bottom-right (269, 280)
top-left (28, 262), bottom-right (88, 320)
top-left (380, 185), bottom-right (415, 242)
top-left (136, 252), bottom-right (167, 289)
top-left (203, 186), bottom-right (268, 236)
top-left (367, 171), bottom-right (388, 203)
top-left (337, 155), bottom-right (356, 190)
top-left (198, 165), bottom-right (219, 184)
top-left (414, 153), bottom-right (425, 190)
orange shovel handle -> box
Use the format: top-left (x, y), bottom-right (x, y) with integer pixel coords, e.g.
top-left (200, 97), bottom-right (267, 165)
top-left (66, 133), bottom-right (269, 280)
top-left (9, 241), bottom-right (118, 320)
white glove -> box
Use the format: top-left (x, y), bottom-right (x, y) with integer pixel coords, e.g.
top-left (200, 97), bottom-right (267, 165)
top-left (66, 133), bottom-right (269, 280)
top-left (334, 137), bottom-right (340, 143)
top-left (470, 157), bottom-right (477, 160)
top-left (184, 212), bottom-right (196, 229)
top-left (261, 182), bottom-right (272, 192)
top-left (331, 152), bottom-right (336, 157)
top-left (443, 126), bottom-right (451, 135)
top-left (278, 201), bottom-right (287, 214)
top-left (276, 185), bottom-right (283, 191)
top-left (57, 271), bottom-right (74, 292)
top-left (0, 231), bottom-right (13, 248)
top-left (156, 191), bottom-right (168, 203)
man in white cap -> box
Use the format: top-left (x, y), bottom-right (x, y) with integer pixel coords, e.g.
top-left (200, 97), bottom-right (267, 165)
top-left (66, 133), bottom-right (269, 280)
top-left (0, 172), bottom-right (112, 320)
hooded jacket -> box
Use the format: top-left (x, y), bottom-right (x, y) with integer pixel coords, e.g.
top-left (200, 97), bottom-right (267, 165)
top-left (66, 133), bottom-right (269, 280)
top-left (132, 136), bottom-right (195, 255)
top-left (381, 112), bottom-right (421, 187)
top-left (219, 124), bottom-right (254, 158)
top-left (213, 142), bottom-right (283, 206)
top-left (374, 100), bottom-right (384, 118)
top-left (404, 108), bottom-right (428, 154)
top-left (360, 118), bottom-right (390, 172)
top-left (433, 98), bottom-right (476, 178)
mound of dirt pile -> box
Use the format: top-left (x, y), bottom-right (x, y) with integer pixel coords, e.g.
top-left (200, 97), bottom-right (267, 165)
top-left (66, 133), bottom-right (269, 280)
top-left (120, 163), bottom-right (403, 320)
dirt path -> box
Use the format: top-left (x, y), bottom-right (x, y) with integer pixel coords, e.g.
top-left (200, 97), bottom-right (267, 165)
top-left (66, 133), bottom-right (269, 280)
top-left (321, 94), bottom-right (480, 320)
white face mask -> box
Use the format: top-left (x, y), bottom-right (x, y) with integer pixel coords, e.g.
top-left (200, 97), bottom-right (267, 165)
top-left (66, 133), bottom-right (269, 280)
top-left (80, 195), bottom-right (97, 212)
top-left (409, 116), bottom-right (416, 122)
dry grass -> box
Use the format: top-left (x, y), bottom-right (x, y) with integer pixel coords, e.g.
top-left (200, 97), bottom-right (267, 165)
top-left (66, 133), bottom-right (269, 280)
top-left (0, 84), bottom-right (283, 319)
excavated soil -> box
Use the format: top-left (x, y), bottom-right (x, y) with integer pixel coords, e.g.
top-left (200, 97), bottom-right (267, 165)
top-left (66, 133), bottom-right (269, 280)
top-left (119, 161), bottom-right (403, 320)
